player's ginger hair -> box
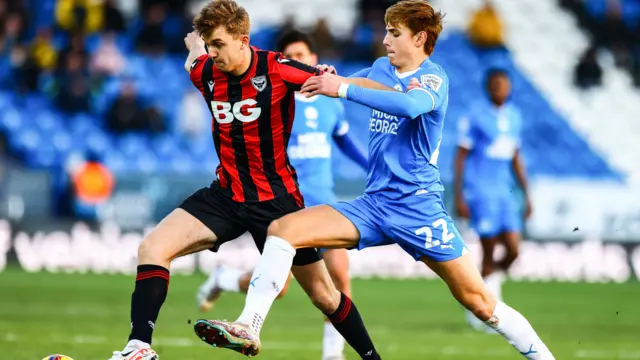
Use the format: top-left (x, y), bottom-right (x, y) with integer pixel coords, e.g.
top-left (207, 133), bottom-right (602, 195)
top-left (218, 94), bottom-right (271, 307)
top-left (385, 0), bottom-right (444, 56)
top-left (193, 0), bottom-right (250, 38)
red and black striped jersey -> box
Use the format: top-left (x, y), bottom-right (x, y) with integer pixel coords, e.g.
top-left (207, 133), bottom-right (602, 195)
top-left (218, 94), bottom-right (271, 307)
top-left (189, 47), bottom-right (321, 203)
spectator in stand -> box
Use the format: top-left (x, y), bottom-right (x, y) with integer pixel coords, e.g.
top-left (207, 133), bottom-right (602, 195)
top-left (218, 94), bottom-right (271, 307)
top-left (55, 0), bottom-right (104, 34)
top-left (136, 3), bottom-right (166, 54)
top-left (30, 28), bottom-right (58, 72)
top-left (574, 45), bottom-right (603, 89)
top-left (55, 51), bottom-right (91, 113)
top-left (57, 31), bottom-right (88, 74)
top-left (106, 79), bottom-right (165, 134)
top-left (310, 18), bottom-right (337, 59)
top-left (104, 0), bottom-right (126, 33)
top-left (596, 0), bottom-right (631, 68)
top-left (467, 0), bottom-right (505, 49)
top-left (90, 32), bottom-right (125, 79)
top-left (0, 10), bottom-right (34, 92)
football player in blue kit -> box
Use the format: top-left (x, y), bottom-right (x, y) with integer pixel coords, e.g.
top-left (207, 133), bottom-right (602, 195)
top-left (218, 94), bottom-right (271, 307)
top-left (454, 68), bottom-right (531, 332)
top-left (201, 1), bottom-right (554, 358)
top-left (196, 30), bottom-right (367, 360)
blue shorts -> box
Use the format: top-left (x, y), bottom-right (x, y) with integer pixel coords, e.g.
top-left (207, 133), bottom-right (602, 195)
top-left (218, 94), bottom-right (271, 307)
top-left (331, 191), bottom-right (468, 262)
top-left (468, 196), bottom-right (522, 239)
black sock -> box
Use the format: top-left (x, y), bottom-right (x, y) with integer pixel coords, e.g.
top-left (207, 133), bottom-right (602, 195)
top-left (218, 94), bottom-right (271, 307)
top-left (325, 293), bottom-right (381, 359)
top-left (128, 264), bottom-right (170, 344)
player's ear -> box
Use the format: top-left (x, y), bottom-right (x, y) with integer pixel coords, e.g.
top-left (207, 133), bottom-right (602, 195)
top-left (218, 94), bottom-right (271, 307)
top-left (415, 31), bottom-right (427, 49)
top-left (240, 34), bottom-right (250, 48)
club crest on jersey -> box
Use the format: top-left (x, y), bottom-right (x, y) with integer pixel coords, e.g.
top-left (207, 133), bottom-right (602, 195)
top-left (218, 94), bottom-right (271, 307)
top-left (420, 74), bottom-right (443, 92)
top-left (394, 84), bottom-right (403, 91)
top-left (251, 75), bottom-right (267, 92)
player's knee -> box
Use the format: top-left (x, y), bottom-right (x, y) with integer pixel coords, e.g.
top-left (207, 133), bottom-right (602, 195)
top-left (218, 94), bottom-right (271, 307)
top-left (309, 290), bottom-right (340, 314)
top-left (463, 292), bottom-right (496, 322)
top-left (137, 233), bottom-right (166, 265)
top-left (267, 218), bottom-right (283, 237)
top-left (506, 246), bottom-right (519, 261)
top-left (267, 217), bottom-right (302, 247)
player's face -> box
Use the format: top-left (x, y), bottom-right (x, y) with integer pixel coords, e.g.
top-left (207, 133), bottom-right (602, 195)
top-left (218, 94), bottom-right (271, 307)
top-left (282, 41), bottom-right (318, 66)
top-left (203, 26), bottom-right (250, 73)
top-left (383, 23), bottom-right (425, 68)
top-left (488, 74), bottom-right (511, 104)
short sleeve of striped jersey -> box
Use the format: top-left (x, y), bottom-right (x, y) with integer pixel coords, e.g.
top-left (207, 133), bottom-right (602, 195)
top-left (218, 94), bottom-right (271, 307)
top-left (275, 52), bottom-right (321, 91)
top-left (189, 54), bottom-right (209, 89)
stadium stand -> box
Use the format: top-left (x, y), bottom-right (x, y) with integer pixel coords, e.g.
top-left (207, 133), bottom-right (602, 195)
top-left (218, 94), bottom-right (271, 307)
top-left (0, 0), bottom-right (625, 219)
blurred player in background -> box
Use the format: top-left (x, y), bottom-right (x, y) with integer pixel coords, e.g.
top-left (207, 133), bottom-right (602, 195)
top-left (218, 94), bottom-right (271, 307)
top-left (196, 29), bottom-right (368, 360)
top-left (454, 68), bottom-right (531, 332)
top-left (202, 1), bottom-right (555, 359)
top-left (109, 1), bottom-right (384, 359)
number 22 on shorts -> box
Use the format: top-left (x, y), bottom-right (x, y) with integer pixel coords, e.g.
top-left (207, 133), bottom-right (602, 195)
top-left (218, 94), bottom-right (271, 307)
top-left (415, 218), bottom-right (455, 249)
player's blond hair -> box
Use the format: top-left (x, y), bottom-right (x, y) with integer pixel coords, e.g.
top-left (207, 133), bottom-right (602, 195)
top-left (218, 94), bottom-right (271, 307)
top-left (193, 0), bottom-right (250, 38)
top-left (384, 0), bottom-right (444, 56)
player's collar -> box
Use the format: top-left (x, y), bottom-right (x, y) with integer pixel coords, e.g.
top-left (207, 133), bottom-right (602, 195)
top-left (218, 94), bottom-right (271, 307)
top-left (226, 47), bottom-right (257, 80)
top-left (294, 92), bottom-right (319, 102)
top-left (394, 57), bottom-right (431, 79)
top-left (395, 68), bottom-right (420, 79)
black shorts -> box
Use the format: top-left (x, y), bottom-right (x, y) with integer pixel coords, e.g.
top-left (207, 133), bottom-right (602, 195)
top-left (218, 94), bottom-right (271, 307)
top-left (179, 182), bottom-right (321, 266)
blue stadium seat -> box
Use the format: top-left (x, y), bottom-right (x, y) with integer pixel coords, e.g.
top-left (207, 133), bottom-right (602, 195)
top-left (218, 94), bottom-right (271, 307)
top-left (118, 133), bottom-right (149, 158)
top-left (0, 107), bottom-right (23, 133)
top-left (136, 150), bottom-right (160, 174)
top-left (84, 129), bottom-right (114, 159)
top-left (103, 150), bottom-right (130, 174)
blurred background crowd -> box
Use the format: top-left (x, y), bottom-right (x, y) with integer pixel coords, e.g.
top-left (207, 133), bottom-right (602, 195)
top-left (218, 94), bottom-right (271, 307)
top-left (0, 0), bottom-right (637, 231)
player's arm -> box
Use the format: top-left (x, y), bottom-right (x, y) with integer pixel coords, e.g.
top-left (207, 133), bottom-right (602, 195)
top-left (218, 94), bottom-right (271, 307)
top-left (454, 116), bottom-right (473, 219)
top-left (276, 54), bottom-right (322, 91)
top-left (512, 149), bottom-right (532, 218)
top-left (347, 67), bottom-right (372, 78)
top-left (342, 67), bottom-right (396, 91)
top-left (344, 77), bottom-right (396, 91)
top-left (332, 119), bottom-right (368, 170)
top-left (311, 66), bottom-right (393, 91)
top-left (341, 79), bottom-right (442, 118)
top-left (184, 31), bottom-right (207, 73)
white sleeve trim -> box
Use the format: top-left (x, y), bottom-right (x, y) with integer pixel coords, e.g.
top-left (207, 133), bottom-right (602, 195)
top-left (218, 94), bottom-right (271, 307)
top-left (408, 87), bottom-right (436, 111)
top-left (338, 83), bottom-right (350, 99)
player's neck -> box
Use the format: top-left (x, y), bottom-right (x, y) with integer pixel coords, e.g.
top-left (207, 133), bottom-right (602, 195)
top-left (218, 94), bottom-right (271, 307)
top-left (229, 47), bottom-right (253, 76)
top-left (491, 99), bottom-right (506, 108)
top-left (396, 54), bottom-right (429, 74)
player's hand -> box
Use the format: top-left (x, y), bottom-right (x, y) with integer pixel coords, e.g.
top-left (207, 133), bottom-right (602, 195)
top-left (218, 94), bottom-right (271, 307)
top-left (455, 198), bottom-right (470, 219)
top-left (406, 77), bottom-right (421, 92)
top-left (300, 73), bottom-right (344, 98)
top-left (524, 196), bottom-right (533, 219)
top-left (184, 31), bottom-right (205, 51)
top-left (316, 64), bottom-right (338, 75)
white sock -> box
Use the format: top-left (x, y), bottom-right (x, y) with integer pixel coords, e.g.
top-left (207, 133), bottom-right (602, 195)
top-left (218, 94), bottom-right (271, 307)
top-left (236, 236), bottom-right (295, 334)
top-left (486, 302), bottom-right (555, 359)
top-left (217, 266), bottom-right (243, 292)
top-left (484, 272), bottom-right (505, 301)
top-left (322, 321), bottom-right (345, 359)
top-left (124, 339), bottom-right (150, 351)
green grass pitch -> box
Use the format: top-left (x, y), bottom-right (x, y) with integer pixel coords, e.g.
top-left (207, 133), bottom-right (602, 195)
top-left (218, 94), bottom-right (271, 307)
top-left (0, 268), bottom-right (638, 359)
